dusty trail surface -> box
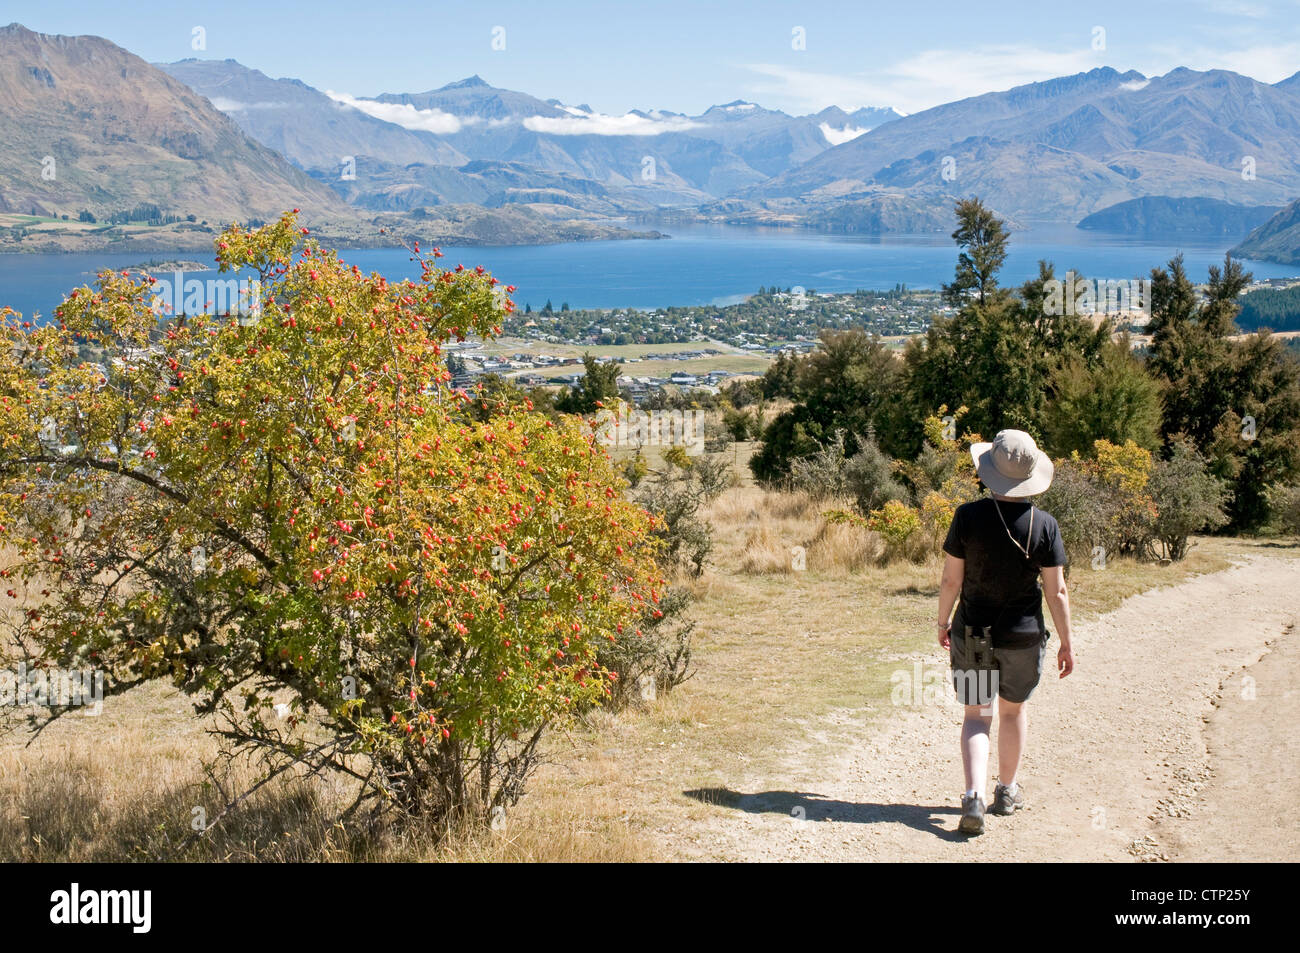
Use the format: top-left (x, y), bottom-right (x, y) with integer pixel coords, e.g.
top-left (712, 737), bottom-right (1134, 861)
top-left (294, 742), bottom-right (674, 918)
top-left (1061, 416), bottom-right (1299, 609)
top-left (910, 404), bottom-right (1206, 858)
top-left (670, 554), bottom-right (1299, 861)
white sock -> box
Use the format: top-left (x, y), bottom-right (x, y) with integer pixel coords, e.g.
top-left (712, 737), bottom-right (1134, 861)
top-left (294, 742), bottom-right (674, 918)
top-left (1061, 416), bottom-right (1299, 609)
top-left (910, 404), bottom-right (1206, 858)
top-left (1001, 781), bottom-right (1017, 793)
top-left (964, 789), bottom-right (979, 800)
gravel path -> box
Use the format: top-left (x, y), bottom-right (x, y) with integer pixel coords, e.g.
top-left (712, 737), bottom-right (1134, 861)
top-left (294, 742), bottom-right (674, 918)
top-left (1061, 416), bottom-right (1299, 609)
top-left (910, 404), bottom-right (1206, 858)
top-left (673, 554), bottom-right (1299, 861)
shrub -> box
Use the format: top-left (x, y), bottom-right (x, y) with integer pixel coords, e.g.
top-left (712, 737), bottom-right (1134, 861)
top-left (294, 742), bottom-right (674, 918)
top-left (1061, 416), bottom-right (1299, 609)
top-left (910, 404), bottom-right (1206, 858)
top-left (1037, 456), bottom-right (1114, 566)
top-left (598, 454), bottom-right (728, 707)
top-left (599, 587), bottom-right (694, 708)
top-left (788, 429), bottom-right (853, 500)
top-left (866, 500), bottom-right (923, 562)
top-left (0, 212), bottom-right (664, 830)
top-left (749, 329), bottom-right (902, 483)
top-left (631, 459), bottom-right (720, 578)
top-left (721, 404), bottom-right (757, 441)
top-left (1089, 439), bottom-right (1158, 556)
top-left (1146, 436), bottom-right (1229, 560)
top-left (1266, 483), bottom-right (1300, 536)
top-left (844, 434), bottom-right (910, 513)
top-left (1042, 335), bottom-right (1162, 458)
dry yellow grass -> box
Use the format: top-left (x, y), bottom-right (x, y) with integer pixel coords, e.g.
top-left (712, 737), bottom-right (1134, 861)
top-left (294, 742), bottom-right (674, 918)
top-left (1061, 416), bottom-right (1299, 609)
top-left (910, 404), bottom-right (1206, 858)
top-left (807, 517), bottom-right (884, 571)
top-left (717, 485), bottom-right (886, 573)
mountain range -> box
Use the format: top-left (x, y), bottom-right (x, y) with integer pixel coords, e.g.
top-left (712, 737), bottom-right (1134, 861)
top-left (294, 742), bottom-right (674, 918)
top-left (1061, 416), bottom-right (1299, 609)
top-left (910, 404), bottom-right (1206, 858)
top-left (733, 67), bottom-right (1300, 236)
top-left (159, 59), bottom-right (902, 210)
top-left (4, 21), bottom-right (1300, 262)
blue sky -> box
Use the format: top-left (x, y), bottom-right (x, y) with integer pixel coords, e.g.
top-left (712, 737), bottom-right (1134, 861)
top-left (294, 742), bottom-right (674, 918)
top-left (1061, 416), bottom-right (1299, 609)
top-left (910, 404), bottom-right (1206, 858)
top-left (6, 0), bottom-right (1299, 115)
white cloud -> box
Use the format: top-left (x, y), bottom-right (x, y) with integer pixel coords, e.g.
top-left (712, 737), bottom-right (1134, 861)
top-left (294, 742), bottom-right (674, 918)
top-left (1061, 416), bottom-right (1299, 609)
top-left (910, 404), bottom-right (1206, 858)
top-left (744, 45), bottom-right (1105, 115)
top-left (819, 122), bottom-right (870, 145)
top-left (1143, 40), bottom-right (1300, 82)
top-left (1119, 79), bottom-right (1151, 91)
top-left (522, 110), bottom-right (703, 136)
top-left (325, 90), bottom-right (465, 133)
top-left (745, 31), bottom-right (1300, 116)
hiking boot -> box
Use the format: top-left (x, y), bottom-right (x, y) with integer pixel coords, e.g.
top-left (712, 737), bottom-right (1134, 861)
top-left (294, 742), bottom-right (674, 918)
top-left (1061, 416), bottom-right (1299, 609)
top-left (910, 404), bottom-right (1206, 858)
top-left (958, 794), bottom-right (985, 835)
top-left (991, 782), bottom-right (1024, 816)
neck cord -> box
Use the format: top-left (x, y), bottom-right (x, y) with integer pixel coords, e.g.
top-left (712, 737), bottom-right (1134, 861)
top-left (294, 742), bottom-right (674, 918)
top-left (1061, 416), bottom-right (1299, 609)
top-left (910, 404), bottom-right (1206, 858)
top-left (993, 496), bottom-right (1034, 561)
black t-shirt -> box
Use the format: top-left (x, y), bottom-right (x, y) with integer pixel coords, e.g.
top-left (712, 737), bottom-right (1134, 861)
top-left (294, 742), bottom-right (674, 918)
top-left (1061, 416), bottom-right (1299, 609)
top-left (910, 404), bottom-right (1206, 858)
top-left (942, 496), bottom-right (1068, 648)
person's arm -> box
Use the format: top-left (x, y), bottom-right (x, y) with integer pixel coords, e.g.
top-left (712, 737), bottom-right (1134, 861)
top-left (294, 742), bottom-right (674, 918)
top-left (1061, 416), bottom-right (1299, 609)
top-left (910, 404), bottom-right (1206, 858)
top-left (1040, 564), bottom-right (1074, 678)
top-left (937, 554), bottom-right (963, 648)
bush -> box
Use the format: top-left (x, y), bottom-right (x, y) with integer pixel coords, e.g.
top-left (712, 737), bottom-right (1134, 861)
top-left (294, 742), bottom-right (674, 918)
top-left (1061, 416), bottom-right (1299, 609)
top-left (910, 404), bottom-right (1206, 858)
top-left (599, 587), bottom-right (694, 708)
top-left (1090, 439), bottom-right (1158, 556)
top-left (0, 212), bottom-right (663, 830)
top-left (1266, 483), bottom-right (1300, 536)
top-left (1146, 437), bottom-right (1229, 560)
top-left (866, 500), bottom-right (923, 562)
top-left (631, 465), bottom-right (714, 577)
top-left (1042, 335), bottom-right (1162, 458)
top-left (1037, 456), bottom-right (1114, 566)
top-left (786, 428), bottom-right (913, 518)
top-left (749, 329), bottom-right (902, 483)
top-left (844, 435), bottom-right (911, 514)
top-left (721, 404), bottom-right (758, 441)
top-left (597, 453), bottom-right (727, 707)
top-left (788, 429), bottom-right (854, 500)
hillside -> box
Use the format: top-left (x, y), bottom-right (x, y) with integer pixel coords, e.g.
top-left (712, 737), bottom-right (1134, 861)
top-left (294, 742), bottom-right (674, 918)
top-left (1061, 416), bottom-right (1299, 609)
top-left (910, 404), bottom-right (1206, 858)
top-left (364, 77), bottom-right (899, 198)
top-left (1078, 196), bottom-right (1282, 236)
top-left (0, 23), bottom-right (352, 228)
top-left (1230, 197), bottom-right (1300, 265)
top-left (321, 157), bottom-right (654, 215)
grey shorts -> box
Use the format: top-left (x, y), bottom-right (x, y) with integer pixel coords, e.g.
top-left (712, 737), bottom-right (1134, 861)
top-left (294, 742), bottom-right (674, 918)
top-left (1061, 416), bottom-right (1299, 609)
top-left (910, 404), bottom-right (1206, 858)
top-left (949, 628), bottom-right (1047, 706)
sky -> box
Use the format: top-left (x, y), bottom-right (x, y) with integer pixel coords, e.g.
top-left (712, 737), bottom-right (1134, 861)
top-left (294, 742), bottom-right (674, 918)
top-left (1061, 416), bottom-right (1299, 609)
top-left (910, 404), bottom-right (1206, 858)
top-left (5, 0), bottom-right (1300, 117)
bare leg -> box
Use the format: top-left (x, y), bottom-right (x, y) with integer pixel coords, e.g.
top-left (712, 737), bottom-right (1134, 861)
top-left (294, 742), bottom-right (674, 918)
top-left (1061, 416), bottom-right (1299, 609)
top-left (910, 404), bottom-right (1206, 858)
top-left (997, 698), bottom-right (1027, 786)
top-left (961, 704), bottom-right (993, 794)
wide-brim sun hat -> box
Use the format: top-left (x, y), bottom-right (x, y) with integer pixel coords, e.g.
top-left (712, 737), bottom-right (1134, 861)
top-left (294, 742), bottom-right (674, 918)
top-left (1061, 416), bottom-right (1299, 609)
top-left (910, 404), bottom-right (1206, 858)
top-left (969, 429), bottom-right (1054, 498)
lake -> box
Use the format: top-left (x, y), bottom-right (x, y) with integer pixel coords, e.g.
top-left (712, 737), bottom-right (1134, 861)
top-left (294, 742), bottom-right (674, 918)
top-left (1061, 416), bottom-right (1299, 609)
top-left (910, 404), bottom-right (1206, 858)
top-left (2, 222), bottom-right (1297, 321)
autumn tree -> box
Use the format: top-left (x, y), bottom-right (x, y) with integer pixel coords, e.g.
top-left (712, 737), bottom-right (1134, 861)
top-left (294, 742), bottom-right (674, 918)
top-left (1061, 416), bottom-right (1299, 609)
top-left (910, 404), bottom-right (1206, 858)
top-left (0, 212), bottom-right (664, 829)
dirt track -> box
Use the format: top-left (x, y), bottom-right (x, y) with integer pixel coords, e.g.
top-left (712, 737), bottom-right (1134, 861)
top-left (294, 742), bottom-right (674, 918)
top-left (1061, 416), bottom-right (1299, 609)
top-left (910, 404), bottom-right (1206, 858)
top-left (670, 553), bottom-right (1300, 861)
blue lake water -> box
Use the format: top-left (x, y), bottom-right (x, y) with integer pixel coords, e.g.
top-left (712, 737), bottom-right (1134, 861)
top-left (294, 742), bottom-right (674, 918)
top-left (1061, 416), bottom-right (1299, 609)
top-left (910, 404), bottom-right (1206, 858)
top-left (2, 222), bottom-right (1296, 321)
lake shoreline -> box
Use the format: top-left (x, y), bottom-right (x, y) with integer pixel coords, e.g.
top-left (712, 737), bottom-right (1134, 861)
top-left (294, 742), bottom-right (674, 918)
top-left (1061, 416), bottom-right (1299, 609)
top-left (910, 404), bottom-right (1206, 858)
top-left (4, 223), bottom-right (1298, 320)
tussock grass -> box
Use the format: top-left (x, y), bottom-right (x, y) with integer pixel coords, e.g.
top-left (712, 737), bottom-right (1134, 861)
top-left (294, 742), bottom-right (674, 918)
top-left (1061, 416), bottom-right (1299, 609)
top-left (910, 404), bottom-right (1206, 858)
top-left (807, 518), bottom-right (883, 571)
top-left (738, 524), bottom-right (794, 574)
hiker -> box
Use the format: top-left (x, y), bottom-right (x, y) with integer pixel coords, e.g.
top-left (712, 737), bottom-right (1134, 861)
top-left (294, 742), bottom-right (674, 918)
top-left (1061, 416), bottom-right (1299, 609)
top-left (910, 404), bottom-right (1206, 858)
top-left (936, 429), bottom-right (1075, 836)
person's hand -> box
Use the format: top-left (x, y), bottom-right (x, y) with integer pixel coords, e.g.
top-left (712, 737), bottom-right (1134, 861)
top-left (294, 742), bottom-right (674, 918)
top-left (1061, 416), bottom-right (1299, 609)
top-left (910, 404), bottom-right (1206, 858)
top-left (1057, 643), bottom-right (1075, 678)
top-left (937, 621), bottom-right (951, 650)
